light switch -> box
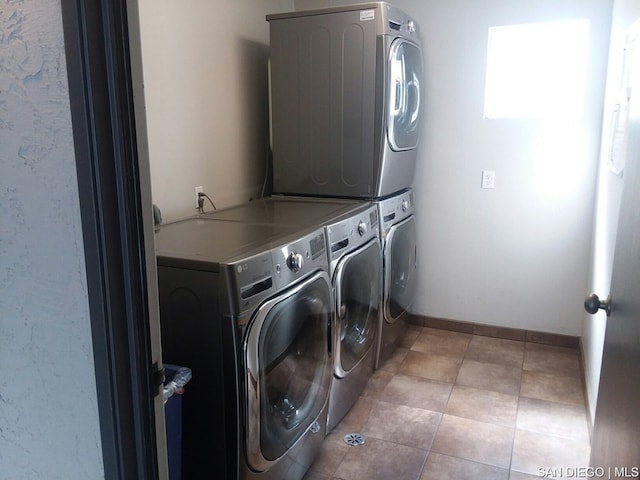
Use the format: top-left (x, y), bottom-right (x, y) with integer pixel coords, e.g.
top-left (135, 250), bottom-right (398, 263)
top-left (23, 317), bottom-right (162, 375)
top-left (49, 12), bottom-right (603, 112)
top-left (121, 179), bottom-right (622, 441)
top-left (482, 170), bottom-right (496, 189)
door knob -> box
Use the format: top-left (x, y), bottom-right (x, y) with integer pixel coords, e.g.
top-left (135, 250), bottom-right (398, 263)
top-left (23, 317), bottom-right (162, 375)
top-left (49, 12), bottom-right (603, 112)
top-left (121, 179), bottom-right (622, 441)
top-left (584, 293), bottom-right (612, 316)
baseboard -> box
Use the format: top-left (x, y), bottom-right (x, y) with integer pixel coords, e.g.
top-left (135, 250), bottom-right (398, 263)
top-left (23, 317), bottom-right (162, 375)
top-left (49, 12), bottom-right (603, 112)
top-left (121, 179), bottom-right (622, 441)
top-left (407, 314), bottom-right (580, 348)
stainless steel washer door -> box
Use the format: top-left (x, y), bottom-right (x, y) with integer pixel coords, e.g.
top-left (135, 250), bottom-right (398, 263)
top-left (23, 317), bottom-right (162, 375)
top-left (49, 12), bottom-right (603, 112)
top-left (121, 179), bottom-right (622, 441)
top-left (384, 215), bottom-right (417, 323)
top-left (245, 271), bottom-right (332, 472)
top-left (333, 239), bottom-right (382, 378)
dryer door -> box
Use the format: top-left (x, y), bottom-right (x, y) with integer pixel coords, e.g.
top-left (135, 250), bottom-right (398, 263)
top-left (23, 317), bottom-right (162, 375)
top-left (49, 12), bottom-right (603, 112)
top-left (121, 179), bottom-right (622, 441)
top-left (245, 271), bottom-right (332, 472)
top-left (333, 239), bottom-right (382, 378)
top-left (387, 38), bottom-right (422, 151)
top-left (384, 215), bottom-right (417, 323)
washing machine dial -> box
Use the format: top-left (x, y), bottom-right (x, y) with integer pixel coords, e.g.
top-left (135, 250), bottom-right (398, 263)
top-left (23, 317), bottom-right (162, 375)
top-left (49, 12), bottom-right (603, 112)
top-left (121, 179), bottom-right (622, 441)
top-left (357, 221), bottom-right (367, 236)
top-left (287, 252), bottom-right (304, 272)
top-left (401, 199), bottom-right (409, 211)
top-left (407, 21), bottom-right (416, 33)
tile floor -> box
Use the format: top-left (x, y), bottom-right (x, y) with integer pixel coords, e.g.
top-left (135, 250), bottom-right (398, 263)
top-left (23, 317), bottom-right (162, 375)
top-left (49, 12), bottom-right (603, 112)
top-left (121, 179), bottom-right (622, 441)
top-left (303, 325), bottom-right (591, 480)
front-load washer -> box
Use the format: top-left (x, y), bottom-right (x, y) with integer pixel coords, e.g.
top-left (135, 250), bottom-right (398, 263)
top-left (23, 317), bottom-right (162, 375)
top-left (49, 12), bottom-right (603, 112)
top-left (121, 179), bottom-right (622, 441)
top-left (324, 204), bottom-right (381, 432)
top-left (267, 2), bottom-right (423, 198)
top-left (374, 189), bottom-right (417, 368)
top-left (201, 196), bottom-right (381, 432)
top-left (155, 217), bottom-right (333, 480)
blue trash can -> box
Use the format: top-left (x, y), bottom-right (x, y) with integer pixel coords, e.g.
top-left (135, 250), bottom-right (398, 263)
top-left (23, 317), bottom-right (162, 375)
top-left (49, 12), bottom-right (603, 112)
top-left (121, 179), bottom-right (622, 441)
top-left (163, 364), bottom-right (192, 480)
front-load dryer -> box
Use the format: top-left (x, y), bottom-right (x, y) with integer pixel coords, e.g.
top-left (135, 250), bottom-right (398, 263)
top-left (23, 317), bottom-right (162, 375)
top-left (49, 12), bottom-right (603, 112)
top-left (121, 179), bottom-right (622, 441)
top-left (324, 204), bottom-right (381, 432)
top-left (374, 189), bottom-right (417, 368)
top-left (155, 217), bottom-right (332, 480)
top-left (267, 2), bottom-right (423, 198)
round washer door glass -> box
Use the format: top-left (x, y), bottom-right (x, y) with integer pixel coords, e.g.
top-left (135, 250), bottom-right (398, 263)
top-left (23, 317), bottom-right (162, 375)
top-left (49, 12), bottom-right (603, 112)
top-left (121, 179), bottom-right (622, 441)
top-left (387, 39), bottom-right (422, 151)
top-left (335, 240), bottom-right (381, 375)
top-left (385, 216), bottom-right (417, 322)
top-left (246, 273), bottom-right (332, 468)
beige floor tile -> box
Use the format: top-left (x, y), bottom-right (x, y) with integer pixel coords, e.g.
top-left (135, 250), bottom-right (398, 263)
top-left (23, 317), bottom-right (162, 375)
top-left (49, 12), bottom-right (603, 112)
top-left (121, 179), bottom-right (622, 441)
top-left (523, 343), bottom-right (581, 378)
top-left (410, 327), bottom-right (471, 359)
top-left (456, 359), bottom-right (522, 395)
top-left (446, 385), bottom-right (518, 427)
top-left (431, 415), bottom-right (514, 468)
top-left (361, 368), bottom-right (394, 398)
top-left (465, 335), bottom-right (525, 368)
top-left (421, 452), bottom-right (509, 480)
top-left (304, 430), bottom-right (350, 477)
top-left (361, 400), bottom-right (441, 449)
top-left (509, 471), bottom-right (542, 480)
top-left (400, 350), bottom-right (462, 383)
top-left (377, 345), bottom-right (409, 373)
top-left (520, 370), bottom-right (585, 406)
top-left (304, 328), bottom-right (592, 480)
top-left (334, 436), bottom-right (427, 480)
top-left (330, 395), bottom-right (375, 435)
top-left (511, 429), bottom-right (590, 477)
top-left (399, 326), bottom-right (423, 349)
top-left (299, 471), bottom-right (331, 480)
top-left (516, 397), bottom-right (589, 442)
top-left (379, 373), bottom-right (452, 412)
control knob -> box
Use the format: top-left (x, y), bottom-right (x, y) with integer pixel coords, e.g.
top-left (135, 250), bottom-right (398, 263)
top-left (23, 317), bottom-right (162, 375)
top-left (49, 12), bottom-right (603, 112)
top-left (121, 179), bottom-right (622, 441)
top-left (357, 221), bottom-right (367, 236)
top-left (401, 199), bottom-right (409, 211)
top-left (287, 252), bottom-right (304, 272)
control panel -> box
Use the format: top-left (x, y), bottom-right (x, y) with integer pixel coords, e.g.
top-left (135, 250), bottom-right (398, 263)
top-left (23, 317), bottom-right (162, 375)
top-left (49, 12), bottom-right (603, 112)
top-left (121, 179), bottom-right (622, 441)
top-left (325, 205), bottom-right (380, 269)
top-left (378, 190), bottom-right (414, 233)
top-left (272, 229), bottom-right (327, 291)
top-left (229, 227), bottom-right (328, 315)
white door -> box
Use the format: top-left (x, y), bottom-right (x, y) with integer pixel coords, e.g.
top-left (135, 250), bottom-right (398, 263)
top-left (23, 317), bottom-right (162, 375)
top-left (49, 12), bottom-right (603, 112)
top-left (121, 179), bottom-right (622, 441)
top-left (588, 18), bottom-right (640, 471)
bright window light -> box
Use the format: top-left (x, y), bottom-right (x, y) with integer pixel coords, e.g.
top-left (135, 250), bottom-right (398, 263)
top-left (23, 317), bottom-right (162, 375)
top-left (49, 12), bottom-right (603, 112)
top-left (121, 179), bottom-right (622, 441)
top-left (484, 20), bottom-right (590, 119)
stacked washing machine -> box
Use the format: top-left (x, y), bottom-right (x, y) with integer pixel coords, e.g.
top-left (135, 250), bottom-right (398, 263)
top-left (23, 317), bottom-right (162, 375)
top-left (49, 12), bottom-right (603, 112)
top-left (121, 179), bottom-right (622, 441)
top-left (155, 4), bottom-right (422, 480)
top-left (266, 1), bottom-right (422, 373)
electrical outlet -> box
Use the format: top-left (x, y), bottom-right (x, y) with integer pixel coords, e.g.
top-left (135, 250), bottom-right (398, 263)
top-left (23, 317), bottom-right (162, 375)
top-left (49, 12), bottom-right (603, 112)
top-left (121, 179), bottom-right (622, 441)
top-left (481, 171), bottom-right (496, 189)
top-left (194, 186), bottom-right (204, 208)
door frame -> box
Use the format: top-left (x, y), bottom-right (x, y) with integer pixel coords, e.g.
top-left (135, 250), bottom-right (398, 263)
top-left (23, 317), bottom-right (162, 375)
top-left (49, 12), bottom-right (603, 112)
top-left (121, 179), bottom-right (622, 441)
top-left (61, 0), bottom-right (159, 478)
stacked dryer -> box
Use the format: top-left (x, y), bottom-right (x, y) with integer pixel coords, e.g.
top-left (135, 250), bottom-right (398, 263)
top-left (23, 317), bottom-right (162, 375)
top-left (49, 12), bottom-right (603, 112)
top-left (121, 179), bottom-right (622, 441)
top-left (267, 2), bottom-right (422, 371)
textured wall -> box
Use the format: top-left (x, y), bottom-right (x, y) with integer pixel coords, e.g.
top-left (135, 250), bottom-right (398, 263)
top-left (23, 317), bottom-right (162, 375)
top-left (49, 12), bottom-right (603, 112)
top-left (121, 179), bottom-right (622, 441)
top-left (0, 1), bottom-right (104, 478)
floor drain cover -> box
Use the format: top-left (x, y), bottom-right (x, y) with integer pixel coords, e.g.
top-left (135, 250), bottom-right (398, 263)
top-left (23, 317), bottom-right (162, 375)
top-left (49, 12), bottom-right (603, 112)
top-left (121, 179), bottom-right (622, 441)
top-left (343, 433), bottom-right (366, 446)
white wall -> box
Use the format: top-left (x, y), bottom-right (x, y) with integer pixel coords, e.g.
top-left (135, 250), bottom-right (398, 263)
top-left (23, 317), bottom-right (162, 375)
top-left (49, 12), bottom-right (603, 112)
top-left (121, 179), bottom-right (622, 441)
top-left (406, 0), bottom-right (612, 336)
top-left (582, 0), bottom-right (640, 425)
top-left (0, 1), bottom-right (104, 478)
top-left (138, 0), bottom-right (293, 222)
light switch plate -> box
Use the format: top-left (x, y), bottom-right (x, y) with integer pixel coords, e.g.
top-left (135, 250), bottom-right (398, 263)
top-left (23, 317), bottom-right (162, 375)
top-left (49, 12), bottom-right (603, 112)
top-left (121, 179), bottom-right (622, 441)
top-left (482, 171), bottom-right (496, 189)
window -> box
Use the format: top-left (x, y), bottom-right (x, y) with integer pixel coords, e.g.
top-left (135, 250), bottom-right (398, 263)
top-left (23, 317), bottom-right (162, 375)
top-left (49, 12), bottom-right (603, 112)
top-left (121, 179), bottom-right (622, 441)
top-left (484, 20), bottom-right (590, 120)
